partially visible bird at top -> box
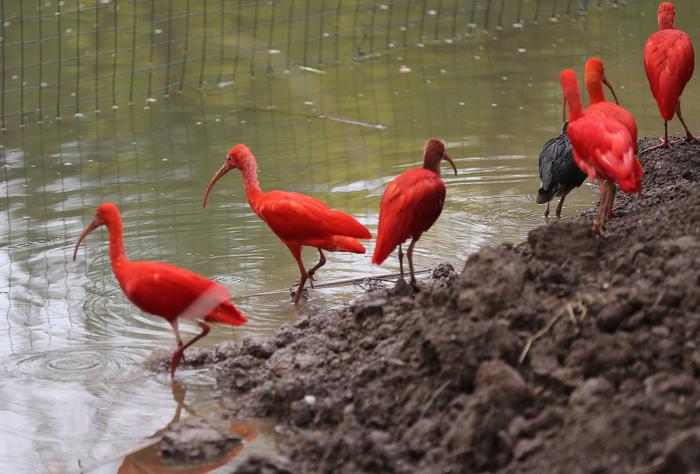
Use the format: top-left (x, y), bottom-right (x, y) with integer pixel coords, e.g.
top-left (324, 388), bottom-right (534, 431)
top-left (73, 203), bottom-right (247, 377)
top-left (536, 121), bottom-right (586, 219)
top-left (560, 69), bottom-right (643, 235)
top-left (643, 1), bottom-right (697, 153)
top-left (372, 139), bottom-right (457, 290)
top-left (202, 144), bottom-right (371, 304)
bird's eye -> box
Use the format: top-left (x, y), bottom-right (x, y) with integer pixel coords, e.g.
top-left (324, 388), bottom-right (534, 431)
top-left (227, 156), bottom-right (233, 162)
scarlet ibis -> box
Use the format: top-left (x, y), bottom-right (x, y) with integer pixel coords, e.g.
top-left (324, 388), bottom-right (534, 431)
top-left (73, 203), bottom-right (247, 376)
top-left (584, 57), bottom-right (641, 219)
top-left (643, 2), bottom-right (697, 152)
top-left (372, 139), bottom-right (457, 290)
top-left (202, 144), bottom-right (371, 304)
top-left (559, 70), bottom-right (642, 234)
top-left (536, 122), bottom-right (586, 218)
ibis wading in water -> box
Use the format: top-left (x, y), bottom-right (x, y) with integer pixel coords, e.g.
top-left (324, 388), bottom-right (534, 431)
top-left (73, 203), bottom-right (247, 377)
top-left (643, 1), bottom-right (697, 152)
top-left (202, 144), bottom-right (371, 304)
top-left (536, 122), bottom-right (586, 218)
top-left (372, 139), bottom-right (457, 290)
top-left (559, 70), bottom-right (642, 234)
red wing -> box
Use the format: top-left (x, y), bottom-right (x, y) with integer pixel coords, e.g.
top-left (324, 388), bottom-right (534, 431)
top-left (568, 116), bottom-right (638, 185)
top-left (372, 169), bottom-right (446, 265)
top-left (123, 262), bottom-right (229, 321)
top-left (256, 190), bottom-right (370, 242)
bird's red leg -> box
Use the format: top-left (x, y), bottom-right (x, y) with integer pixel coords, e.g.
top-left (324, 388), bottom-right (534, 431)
top-left (592, 179), bottom-right (607, 235)
top-left (640, 120), bottom-right (672, 154)
top-left (676, 100), bottom-right (700, 143)
top-left (170, 322), bottom-right (210, 377)
top-left (605, 181), bottom-right (617, 220)
top-left (170, 320), bottom-right (187, 365)
top-left (307, 249), bottom-right (326, 289)
top-left (406, 236), bottom-right (420, 291)
top-left (397, 244), bottom-right (405, 279)
top-left (179, 322), bottom-right (211, 353)
top-left (289, 246), bottom-right (309, 304)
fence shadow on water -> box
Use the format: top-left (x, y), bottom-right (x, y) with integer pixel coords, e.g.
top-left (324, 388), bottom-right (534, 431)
top-left (0, 0), bottom-right (613, 127)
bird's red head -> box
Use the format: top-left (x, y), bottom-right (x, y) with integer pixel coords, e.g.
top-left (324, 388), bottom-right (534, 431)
top-left (73, 202), bottom-right (121, 261)
top-left (202, 144), bottom-right (255, 208)
top-left (422, 139), bottom-right (458, 176)
top-left (584, 58), bottom-right (620, 105)
top-left (658, 2), bottom-right (676, 29)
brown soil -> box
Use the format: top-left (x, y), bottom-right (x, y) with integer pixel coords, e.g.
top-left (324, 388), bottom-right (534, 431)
top-left (162, 139), bottom-right (700, 473)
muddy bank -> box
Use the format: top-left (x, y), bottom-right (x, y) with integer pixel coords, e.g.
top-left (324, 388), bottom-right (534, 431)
top-left (170, 139), bottom-right (700, 473)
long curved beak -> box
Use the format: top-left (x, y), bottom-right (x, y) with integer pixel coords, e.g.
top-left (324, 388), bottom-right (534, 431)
top-left (202, 163), bottom-right (231, 208)
top-left (602, 76), bottom-right (620, 105)
top-left (443, 153), bottom-right (458, 175)
top-left (73, 220), bottom-right (99, 261)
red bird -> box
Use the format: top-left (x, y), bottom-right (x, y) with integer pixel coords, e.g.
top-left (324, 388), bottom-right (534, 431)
top-left (584, 57), bottom-right (642, 219)
top-left (202, 144), bottom-right (371, 304)
top-left (372, 139), bottom-right (457, 290)
top-left (560, 70), bottom-right (642, 234)
top-left (73, 203), bottom-right (247, 376)
top-left (643, 1), bottom-right (697, 152)
top-left (585, 57), bottom-right (638, 144)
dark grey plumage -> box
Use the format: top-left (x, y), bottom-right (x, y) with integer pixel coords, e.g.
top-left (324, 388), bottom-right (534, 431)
top-left (536, 122), bottom-right (587, 217)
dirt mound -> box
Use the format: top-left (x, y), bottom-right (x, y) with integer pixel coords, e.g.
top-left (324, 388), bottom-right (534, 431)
top-left (203, 139), bottom-right (700, 473)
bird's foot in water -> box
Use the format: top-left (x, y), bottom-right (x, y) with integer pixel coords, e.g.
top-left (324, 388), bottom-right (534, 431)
top-left (306, 272), bottom-right (317, 289)
top-left (290, 286), bottom-right (309, 302)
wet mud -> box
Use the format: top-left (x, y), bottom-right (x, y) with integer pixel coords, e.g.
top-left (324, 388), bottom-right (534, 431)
top-left (154, 139), bottom-right (700, 473)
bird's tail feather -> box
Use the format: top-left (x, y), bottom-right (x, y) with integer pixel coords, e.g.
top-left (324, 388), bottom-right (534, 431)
top-left (328, 210), bottom-right (372, 239)
top-left (372, 233), bottom-right (399, 266)
top-left (325, 235), bottom-right (366, 254)
top-left (205, 301), bottom-right (247, 326)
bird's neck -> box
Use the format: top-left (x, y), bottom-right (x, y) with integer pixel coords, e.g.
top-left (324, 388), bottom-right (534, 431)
top-left (658, 16), bottom-right (675, 30)
top-left (563, 84), bottom-right (584, 121)
top-left (105, 217), bottom-right (129, 276)
top-left (586, 78), bottom-right (606, 104)
top-left (422, 160), bottom-right (441, 175)
top-left (239, 161), bottom-right (263, 210)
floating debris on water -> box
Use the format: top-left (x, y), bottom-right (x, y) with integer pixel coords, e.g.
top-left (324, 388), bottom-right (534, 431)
top-left (299, 65), bottom-right (326, 74)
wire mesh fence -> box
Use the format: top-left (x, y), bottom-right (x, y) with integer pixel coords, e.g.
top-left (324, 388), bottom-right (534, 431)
top-left (0, 0), bottom-right (613, 128)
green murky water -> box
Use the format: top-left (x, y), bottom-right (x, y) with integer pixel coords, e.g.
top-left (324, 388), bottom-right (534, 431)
top-left (1, 0), bottom-right (699, 472)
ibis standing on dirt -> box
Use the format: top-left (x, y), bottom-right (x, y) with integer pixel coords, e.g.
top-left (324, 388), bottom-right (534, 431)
top-left (559, 70), bottom-right (642, 234)
top-left (643, 2), bottom-right (697, 152)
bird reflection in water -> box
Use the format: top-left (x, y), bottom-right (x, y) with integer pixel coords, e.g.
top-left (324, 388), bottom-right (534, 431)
top-left (116, 381), bottom-right (257, 474)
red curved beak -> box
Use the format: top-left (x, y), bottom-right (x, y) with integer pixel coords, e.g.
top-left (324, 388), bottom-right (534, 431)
top-left (602, 76), bottom-right (620, 105)
top-left (444, 153), bottom-right (458, 175)
top-left (73, 220), bottom-right (99, 261)
top-left (202, 163), bottom-right (231, 208)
